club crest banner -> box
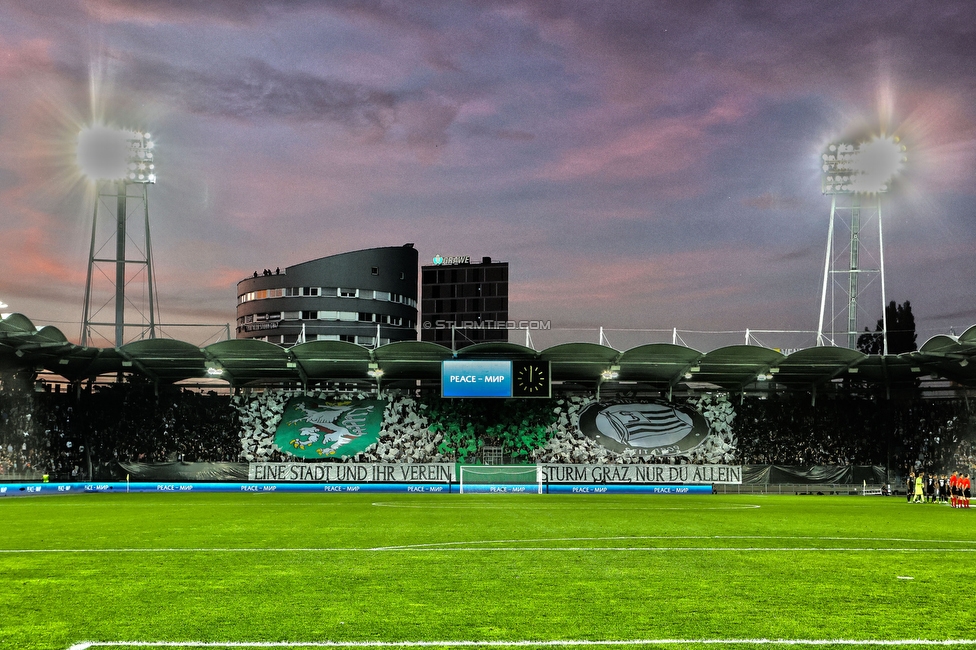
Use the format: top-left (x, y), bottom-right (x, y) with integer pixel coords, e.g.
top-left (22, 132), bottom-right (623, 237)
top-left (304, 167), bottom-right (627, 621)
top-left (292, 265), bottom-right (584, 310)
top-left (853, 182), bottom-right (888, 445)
top-left (274, 397), bottom-right (384, 459)
top-left (578, 400), bottom-right (710, 456)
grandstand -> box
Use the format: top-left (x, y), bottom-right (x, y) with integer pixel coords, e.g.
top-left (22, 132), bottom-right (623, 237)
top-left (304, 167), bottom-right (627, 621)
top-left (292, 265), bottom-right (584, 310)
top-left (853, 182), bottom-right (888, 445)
top-left (2, 313), bottom-right (975, 494)
top-left (1, 341), bottom-right (974, 490)
top-left (3, 312), bottom-right (976, 650)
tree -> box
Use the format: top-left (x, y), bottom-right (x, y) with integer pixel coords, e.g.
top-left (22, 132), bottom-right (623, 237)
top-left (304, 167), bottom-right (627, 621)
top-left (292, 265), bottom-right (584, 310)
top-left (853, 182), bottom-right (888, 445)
top-left (857, 300), bottom-right (917, 355)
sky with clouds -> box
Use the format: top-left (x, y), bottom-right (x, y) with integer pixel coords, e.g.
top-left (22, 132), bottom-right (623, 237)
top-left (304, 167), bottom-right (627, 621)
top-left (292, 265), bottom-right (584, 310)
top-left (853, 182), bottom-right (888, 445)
top-left (1, 0), bottom-right (974, 351)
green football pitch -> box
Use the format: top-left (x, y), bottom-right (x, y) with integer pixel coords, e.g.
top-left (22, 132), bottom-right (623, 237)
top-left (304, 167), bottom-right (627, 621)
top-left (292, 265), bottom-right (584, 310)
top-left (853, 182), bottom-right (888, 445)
top-left (1, 492), bottom-right (974, 650)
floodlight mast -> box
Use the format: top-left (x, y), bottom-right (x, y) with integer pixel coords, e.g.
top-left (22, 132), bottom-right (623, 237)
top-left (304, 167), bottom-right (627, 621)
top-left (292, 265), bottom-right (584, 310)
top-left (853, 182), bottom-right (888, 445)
top-left (816, 136), bottom-right (905, 354)
top-left (79, 129), bottom-right (159, 348)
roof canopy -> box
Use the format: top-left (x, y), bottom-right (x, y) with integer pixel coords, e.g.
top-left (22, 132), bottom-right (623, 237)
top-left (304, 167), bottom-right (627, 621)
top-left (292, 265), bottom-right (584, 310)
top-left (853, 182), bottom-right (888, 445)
top-left (3, 313), bottom-right (976, 391)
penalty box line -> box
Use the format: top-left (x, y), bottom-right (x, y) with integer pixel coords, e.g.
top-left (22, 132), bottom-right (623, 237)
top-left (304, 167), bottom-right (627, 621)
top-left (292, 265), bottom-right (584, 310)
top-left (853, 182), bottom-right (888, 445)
top-left (67, 639), bottom-right (976, 649)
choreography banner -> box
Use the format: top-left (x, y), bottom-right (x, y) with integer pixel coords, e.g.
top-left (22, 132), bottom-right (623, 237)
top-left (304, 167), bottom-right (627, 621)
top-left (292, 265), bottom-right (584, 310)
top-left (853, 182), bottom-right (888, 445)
top-left (539, 464), bottom-right (742, 485)
top-left (274, 397), bottom-right (384, 459)
top-left (577, 401), bottom-right (711, 457)
top-left (248, 462), bottom-right (457, 483)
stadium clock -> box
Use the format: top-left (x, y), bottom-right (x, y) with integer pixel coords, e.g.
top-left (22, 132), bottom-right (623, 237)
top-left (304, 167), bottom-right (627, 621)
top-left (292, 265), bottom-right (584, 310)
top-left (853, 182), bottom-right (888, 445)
top-left (513, 360), bottom-right (550, 398)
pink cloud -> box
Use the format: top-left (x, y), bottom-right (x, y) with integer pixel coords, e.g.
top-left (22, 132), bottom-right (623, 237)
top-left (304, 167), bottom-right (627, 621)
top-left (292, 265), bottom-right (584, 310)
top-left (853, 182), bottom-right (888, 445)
top-left (81, 0), bottom-right (264, 26)
top-left (742, 192), bottom-right (803, 211)
top-left (538, 117), bottom-right (701, 181)
top-left (0, 38), bottom-right (53, 78)
top-left (538, 93), bottom-right (752, 186)
top-left (511, 248), bottom-right (756, 312)
top-left (894, 89), bottom-right (976, 194)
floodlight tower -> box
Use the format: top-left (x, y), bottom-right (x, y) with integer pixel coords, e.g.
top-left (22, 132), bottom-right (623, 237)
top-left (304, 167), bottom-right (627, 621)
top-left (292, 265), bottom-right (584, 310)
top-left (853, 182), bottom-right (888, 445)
top-left (817, 135), bottom-right (906, 354)
top-left (77, 127), bottom-right (159, 348)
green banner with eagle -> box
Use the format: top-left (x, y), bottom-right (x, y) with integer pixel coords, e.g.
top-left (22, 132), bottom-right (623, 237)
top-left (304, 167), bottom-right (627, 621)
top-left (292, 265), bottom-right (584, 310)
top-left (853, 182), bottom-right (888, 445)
top-left (274, 397), bottom-right (384, 459)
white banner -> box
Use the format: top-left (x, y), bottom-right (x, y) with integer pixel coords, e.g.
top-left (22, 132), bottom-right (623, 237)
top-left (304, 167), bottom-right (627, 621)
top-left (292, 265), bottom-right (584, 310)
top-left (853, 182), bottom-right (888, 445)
top-left (539, 464), bottom-right (741, 485)
top-left (248, 463), bottom-right (456, 483)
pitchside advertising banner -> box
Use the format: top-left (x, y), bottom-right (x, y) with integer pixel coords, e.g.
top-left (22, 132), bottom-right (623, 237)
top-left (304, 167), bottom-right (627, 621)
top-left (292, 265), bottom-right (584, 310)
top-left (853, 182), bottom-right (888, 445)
top-left (246, 462), bottom-right (741, 485)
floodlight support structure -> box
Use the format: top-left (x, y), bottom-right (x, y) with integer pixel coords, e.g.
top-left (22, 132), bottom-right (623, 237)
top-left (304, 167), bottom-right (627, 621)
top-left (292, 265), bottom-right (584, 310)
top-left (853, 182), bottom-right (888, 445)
top-left (816, 193), bottom-right (888, 354)
top-left (817, 135), bottom-right (903, 354)
top-left (81, 180), bottom-right (159, 348)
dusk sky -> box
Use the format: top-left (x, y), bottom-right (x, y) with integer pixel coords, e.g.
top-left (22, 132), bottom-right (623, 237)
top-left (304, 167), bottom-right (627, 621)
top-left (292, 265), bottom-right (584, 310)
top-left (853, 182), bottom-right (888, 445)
top-left (1, 0), bottom-right (975, 351)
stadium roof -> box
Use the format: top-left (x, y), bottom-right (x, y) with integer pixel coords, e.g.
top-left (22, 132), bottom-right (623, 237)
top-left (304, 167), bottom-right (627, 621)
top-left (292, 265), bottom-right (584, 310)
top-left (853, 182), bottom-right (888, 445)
top-left (2, 313), bottom-right (976, 392)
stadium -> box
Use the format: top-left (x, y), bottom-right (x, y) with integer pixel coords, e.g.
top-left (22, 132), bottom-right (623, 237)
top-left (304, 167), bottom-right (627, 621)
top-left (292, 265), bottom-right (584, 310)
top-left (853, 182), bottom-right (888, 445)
top-left (2, 296), bottom-right (976, 650)
top-left (2, 146), bottom-right (976, 648)
top-left (4, 3), bottom-right (976, 650)
top-left (3, 134), bottom-right (976, 650)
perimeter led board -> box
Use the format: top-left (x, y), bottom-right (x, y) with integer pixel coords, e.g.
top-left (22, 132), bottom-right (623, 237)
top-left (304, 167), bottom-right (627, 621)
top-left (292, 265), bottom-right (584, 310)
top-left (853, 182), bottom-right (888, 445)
top-left (441, 360), bottom-right (513, 398)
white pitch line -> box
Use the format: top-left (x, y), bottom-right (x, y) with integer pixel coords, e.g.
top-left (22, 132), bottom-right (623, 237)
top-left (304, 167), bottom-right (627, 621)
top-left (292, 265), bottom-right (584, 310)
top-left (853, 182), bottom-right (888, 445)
top-left (7, 535), bottom-right (973, 556)
top-left (65, 639), bottom-right (976, 649)
top-left (371, 535), bottom-right (976, 551)
top-left (8, 534), bottom-right (976, 556)
top-left (7, 546), bottom-right (976, 555)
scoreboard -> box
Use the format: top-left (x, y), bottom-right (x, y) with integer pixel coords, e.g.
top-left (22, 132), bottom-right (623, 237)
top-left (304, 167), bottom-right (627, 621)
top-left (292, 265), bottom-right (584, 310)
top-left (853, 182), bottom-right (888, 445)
top-left (441, 359), bottom-right (550, 398)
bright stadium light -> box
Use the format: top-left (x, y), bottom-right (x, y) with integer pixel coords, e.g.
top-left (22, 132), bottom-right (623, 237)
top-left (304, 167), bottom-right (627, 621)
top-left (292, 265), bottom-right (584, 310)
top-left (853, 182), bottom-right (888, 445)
top-left (77, 126), bottom-right (157, 184)
top-left (821, 135), bottom-right (905, 195)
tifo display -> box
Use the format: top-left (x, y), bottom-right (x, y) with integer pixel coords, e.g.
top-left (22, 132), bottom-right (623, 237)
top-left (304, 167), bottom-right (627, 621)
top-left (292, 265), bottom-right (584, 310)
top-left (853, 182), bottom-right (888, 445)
top-left (1, 378), bottom-right (974, 494)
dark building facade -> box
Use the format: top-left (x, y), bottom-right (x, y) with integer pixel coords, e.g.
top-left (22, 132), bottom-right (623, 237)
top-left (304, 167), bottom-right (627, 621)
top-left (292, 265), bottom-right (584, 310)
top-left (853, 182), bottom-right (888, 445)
top-left (421, 255), bottom-right (508, 349)
top-left (237, 245), bottom-right (418, 347)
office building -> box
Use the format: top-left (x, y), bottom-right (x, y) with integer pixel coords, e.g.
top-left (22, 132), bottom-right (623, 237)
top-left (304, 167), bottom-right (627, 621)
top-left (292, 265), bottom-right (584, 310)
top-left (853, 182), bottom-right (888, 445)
top-left (236, 245), bottom-right (418, 347)
top-left (421, 255), bottom-right (508, 349)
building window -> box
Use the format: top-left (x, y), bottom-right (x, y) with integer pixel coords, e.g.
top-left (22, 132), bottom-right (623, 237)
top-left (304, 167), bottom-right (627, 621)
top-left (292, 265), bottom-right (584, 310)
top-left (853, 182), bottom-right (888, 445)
top-left (302, 287), bottom-right (321, 296)
top-left (338, 288), bottom-right (358, 298)
top-left (371, 267), bottom-right (379, 276)
top-left (240, 288), bottom-right (288, 304)
top-left (301, 311), bottom-right (316, 320)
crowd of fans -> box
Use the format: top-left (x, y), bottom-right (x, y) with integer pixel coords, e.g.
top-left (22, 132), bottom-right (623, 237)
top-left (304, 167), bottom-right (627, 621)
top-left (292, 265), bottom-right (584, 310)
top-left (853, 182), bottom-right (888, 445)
top-left (0, 374), bottom-right (240, 481)
top-left (1, 372), bottom-right (974, 481)
top-left (734, 392), bottom-right (974, 475)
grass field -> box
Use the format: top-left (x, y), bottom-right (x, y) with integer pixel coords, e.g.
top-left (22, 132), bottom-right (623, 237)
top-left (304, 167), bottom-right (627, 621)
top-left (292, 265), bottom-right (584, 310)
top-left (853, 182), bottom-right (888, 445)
top-left (1, 492), bottom-right (974, 650)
